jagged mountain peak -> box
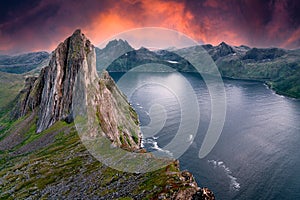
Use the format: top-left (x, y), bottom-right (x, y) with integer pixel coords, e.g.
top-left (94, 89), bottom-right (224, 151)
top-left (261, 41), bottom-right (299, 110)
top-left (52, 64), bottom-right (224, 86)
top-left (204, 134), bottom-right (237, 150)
top-left (218, 41), bottom-right (233, 47)
top-left (20, 29), bottom-right (97, 133)
top-left (218, 41), bottom-right (228, 46)
top-left (72, 28), bottom-right (82, 36)
top-left (105, 38), bottom-right (132, 49)
top-left (96, 38), bottom-right (134, 71)
top-left (12, 30), bottom-right (141, 150)
top-left (217, 41), bottom-right (234, 50)
top-left (208, 41), bottom-right (235, 60)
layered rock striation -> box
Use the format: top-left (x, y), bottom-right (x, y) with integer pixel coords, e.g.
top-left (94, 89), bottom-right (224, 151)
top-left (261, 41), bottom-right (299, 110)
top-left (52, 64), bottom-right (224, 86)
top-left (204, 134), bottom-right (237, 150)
top-left (12, 29), bottom-right (140, 149)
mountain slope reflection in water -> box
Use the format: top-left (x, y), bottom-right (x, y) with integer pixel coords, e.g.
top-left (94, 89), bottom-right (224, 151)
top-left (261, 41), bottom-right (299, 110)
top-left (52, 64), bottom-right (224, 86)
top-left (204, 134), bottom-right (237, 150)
top-left (110, 72), bottom-right (300, 200)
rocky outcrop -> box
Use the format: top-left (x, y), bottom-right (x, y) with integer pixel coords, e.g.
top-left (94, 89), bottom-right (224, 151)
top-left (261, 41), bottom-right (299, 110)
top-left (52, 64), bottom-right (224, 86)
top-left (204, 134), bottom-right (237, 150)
top-left (12, 30), bottom-right (96, 132)
top-left (12, 29), bottom-right (140, 150)
top-left (192, 188), bottom-right (215, 200)
top-left (155, 161), bottom-right (215, 200)
top-left (94, 71), bottom-right (141, 149)
top-left (36, 29), bottom-right (98, 133)
top-left (11, 76), bottom-right (42, 119)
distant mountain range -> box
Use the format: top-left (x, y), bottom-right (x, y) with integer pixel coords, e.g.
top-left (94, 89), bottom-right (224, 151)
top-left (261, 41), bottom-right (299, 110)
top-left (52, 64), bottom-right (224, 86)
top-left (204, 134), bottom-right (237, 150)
top-left (0, 52), bottom-right (50, 74)
top-left (1, 40), bottom-right (300, 98)
top-left (99, 40), bottom-right (300, 98)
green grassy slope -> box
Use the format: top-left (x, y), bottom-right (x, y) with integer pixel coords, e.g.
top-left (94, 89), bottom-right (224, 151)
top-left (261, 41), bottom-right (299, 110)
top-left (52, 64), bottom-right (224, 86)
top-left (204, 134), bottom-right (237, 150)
top-left (0, 116), bottom-right (196, 199)
top-left (0, 72), bottom-right (24, 117)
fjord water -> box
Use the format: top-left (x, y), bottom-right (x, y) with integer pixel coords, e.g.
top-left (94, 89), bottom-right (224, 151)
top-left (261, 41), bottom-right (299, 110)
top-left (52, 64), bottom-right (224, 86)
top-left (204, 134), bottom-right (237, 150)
top-left (111, 72), bottom-right (300, 200)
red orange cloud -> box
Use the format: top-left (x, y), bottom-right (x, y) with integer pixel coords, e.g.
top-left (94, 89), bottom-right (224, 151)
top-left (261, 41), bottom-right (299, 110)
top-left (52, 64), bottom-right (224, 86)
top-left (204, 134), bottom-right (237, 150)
top-left (0, 0), bottom-right (299, 54)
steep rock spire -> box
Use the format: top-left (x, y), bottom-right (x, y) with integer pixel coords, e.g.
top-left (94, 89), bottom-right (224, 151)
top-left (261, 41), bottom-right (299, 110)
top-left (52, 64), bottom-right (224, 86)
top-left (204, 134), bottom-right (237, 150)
top-left (12, 30), bottom-right (141, 150)
top-left (36, 29), bottom-right (97, 132)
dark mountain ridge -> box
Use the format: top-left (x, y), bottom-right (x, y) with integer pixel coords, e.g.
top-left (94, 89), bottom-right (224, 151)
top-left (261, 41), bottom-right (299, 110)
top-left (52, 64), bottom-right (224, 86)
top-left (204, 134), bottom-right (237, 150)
top-left (242, 47), bottom-right (286, 60)
top-left (96, 39), bottom-right (134, 71)
top-left (106, 46), bottom-right (196, 72)
top-left (100, 41), bottom-right (300, 98)
top-left (0, 51), bottom-right (50, 74)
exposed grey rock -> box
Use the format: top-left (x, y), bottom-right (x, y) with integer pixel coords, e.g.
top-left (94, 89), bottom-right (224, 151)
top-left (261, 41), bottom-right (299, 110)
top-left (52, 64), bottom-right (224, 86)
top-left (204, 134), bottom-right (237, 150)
top-left (12, 29), bottom-right (141, 150)
top-left (36, 29), bottom-right (97, 133)
top-left (11, 76), bottom-right (38, 119)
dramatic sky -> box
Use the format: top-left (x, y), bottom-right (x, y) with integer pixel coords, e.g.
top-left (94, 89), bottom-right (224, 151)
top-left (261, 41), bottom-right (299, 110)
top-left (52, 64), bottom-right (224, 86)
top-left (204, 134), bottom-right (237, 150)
top-left (1, 0), bottom-right (300, 54)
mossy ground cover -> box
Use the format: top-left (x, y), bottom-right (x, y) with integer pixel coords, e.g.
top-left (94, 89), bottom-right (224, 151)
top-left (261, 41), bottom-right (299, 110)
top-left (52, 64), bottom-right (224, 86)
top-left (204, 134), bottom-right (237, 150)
top-left (0, 116), bottom-right (193, 199)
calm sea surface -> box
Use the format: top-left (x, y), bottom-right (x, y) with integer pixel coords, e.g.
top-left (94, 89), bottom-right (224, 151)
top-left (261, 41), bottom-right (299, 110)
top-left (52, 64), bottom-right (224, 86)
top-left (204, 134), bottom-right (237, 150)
top-left (111, 72), bottom-right (300, 200)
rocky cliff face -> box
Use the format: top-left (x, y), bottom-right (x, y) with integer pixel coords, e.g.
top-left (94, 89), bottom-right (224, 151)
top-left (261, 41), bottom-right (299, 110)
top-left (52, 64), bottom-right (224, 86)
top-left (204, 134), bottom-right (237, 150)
top-left (36, 29), bottom-right (98, 133)
top-left (11, 76), bottom-right (39, 119)
top-left (12, 30), bottom-right (97, 133)
top-left (12, 29), bottom-right (140, 149)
